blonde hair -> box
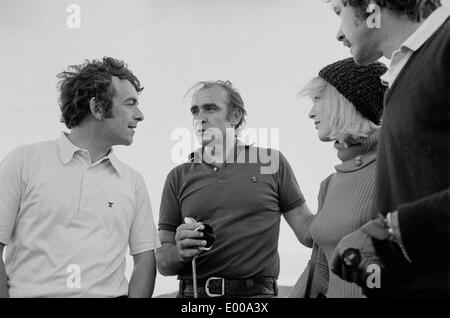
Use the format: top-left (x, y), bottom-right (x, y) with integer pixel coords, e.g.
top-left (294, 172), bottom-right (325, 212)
top-left (300, 76), bottom-right (380, 144)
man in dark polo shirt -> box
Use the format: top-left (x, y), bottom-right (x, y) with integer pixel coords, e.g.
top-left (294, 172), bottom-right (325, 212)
top-left (156, 80), bottom-right (314, 298)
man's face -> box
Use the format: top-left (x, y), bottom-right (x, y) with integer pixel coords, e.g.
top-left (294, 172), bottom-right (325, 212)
top-left (332, 0), bottom-right (383, 65)
top-left (190, 86), bottom-right (235, 147)
top-left (102, 76), bottom-right (143, 146)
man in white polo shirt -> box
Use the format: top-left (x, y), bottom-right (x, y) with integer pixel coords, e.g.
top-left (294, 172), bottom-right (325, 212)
top-left (0, 57), bottom-right (160, 298)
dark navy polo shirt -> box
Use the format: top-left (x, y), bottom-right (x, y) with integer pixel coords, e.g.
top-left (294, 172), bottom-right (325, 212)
top-left (158, 145), bottom-right (305, 280)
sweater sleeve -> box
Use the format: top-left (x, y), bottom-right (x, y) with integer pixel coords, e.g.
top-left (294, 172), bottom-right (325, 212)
top-left (397, 188), bottom-right (449, 262)
top-left (289, 175), bottom-right (333, 297)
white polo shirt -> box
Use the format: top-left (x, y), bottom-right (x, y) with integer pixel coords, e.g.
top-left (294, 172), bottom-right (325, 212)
top-left (0, 133), bottom-right (160, 297)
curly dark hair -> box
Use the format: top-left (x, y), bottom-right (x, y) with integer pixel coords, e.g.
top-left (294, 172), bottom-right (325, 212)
top-left (342, 0), bottom-right (441, 22)
top-left (57, 57), bottom-right (143, 129)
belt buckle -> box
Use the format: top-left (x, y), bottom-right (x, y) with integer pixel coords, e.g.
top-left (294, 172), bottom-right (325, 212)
top-left (205, 277), bottom-right (225, 297)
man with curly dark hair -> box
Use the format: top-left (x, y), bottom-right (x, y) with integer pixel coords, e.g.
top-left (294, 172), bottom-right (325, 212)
top-left (0, 57), bottom-right (160, 298)
top-left (58, 56), bottom-right (144, 130)
top-left (326, 0), bottom-right (449, 297)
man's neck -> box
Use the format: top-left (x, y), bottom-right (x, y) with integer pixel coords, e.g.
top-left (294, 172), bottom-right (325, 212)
top-left (381, 13), bottom-right (424, 59)
top-left (67, 127), bottom-right (111, 163)
top-left (203, 137), bottom-right (237, 167)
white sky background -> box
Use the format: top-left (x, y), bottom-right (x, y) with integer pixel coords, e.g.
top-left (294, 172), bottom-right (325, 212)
top-left (1, 0), bottom-right (448, 297)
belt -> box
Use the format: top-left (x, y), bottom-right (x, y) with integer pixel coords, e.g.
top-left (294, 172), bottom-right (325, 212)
top-left (179, 277), bottom-right (278, 298)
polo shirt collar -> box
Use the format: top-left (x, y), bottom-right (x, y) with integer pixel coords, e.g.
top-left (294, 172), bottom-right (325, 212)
top-left (107, 152), bottom-right (125, 176)
top-left (57, 132), bottom-right (124, 176)
top-left (58, 132), bottom-right (82, 164)
top-left (400, 6), bottom-right (450, 53)
top-left (189, 140), bottom-right (249, 163)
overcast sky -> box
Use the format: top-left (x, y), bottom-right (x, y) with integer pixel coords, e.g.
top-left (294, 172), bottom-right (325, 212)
top-left (1, 0), bottom-right (448, 296)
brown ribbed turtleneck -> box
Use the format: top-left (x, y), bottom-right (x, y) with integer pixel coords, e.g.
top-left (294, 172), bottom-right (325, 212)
top-left (290, 130), bottom-right (379, 298)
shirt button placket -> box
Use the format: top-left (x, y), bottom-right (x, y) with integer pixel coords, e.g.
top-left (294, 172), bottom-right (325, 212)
top-left (78, 168), bottom-right (90, 218)
top-left (84, 168), bottom-right (91, 207)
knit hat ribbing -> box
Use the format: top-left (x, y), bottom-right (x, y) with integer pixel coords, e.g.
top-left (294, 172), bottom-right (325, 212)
top-left (318, 57), bottom-right (388, 125)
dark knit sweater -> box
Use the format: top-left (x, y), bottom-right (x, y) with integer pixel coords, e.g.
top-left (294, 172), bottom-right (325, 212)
top-left (367, 18), bottom-right (449, 297)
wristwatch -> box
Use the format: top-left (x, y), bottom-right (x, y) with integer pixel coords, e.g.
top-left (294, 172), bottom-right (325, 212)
top-left (379, 212), bottom-right (412, 263)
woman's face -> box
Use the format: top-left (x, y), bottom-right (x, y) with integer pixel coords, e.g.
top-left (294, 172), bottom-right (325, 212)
top-left (308, 95), bottom-right (333, 142)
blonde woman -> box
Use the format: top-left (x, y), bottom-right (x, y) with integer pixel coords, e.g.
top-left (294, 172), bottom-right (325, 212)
top-left (289, 57), bottom-right (387, 298)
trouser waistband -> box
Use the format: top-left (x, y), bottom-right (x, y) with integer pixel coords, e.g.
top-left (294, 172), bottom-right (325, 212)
top-left (178, 277), bottom-right (278, 298)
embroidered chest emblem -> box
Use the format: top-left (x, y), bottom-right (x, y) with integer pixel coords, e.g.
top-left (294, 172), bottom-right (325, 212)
top-left (107, 202), bottom-right (114, 208)
top-left (251, 176), bottom-right (257, 183)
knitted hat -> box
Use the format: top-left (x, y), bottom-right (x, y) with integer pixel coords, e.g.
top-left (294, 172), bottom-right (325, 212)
top-left (318, 57), bottom-right (388, 125)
